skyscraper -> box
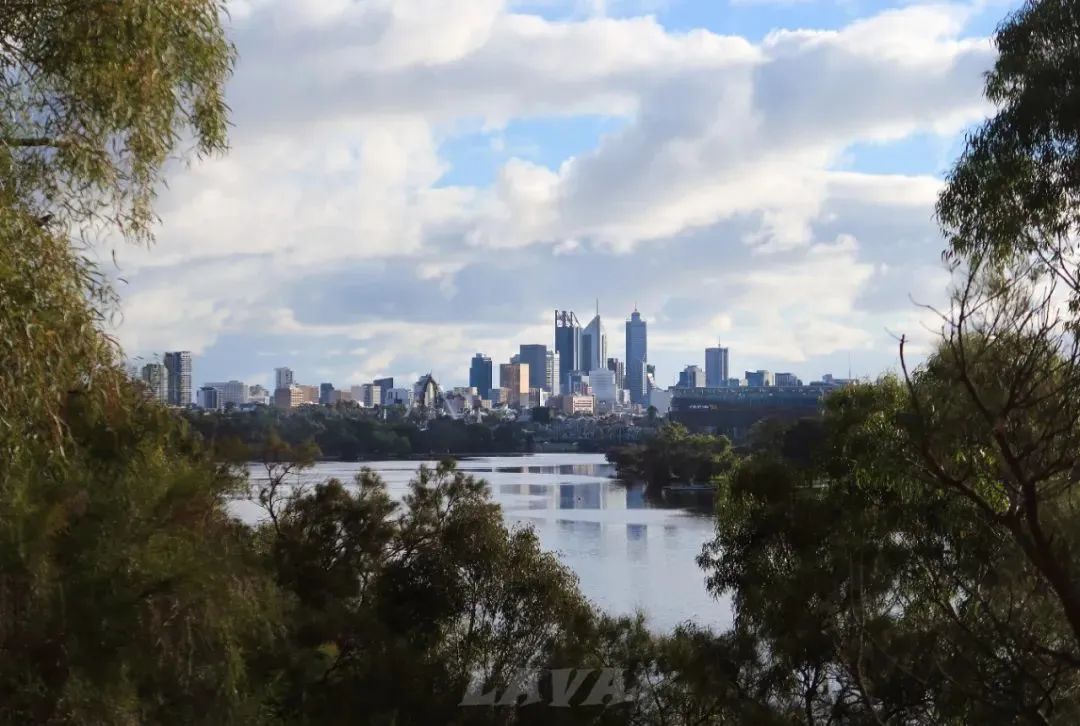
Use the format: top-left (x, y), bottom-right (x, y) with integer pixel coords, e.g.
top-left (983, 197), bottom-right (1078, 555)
top-left (518, 344), bottom-right (548, 391)
top-left (581, 303), bottom-right (608, 374)
top-left (606, 357), bottom-right (625, 389)
top-left (469, 354), bottom-right (493, 398)
top-left (555, 310), bottom-right (581, 393)
top-left (625, 308), bottom-right (647, 404)
top-left (140, 362), bottom-right (168, 403)
top-left (678, 365), bottom-right (705, 388)
top-left (164, 351), bottom-right (192, 407)
top-left (274, 367), bottom-right (294, 390)
top-left (499, 362), bottom-right (529, 406)
top-left (545, 349), bottom-right (559, 393)
top-left (705, 344), bottom-right (729, 387)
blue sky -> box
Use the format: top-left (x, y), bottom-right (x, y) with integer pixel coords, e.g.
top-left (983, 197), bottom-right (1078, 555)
top-left (111, 0), bottom-right (1020, 391)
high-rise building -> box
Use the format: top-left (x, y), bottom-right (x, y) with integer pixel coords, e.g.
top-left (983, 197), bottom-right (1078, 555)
top-left (606, 357), bottom-right (625, 389)
top-left (205, 380), bottom-right (248, 408)
top-left (554, 310), bottom-right (581, 393)
top-left (374, 377), bottom-right (394, 401)
top-left (518, 345), bottom-right (548, 391)
top-left (774, 372), bottom-right (802, 387)
top-left (274, 367), bottom-right (294, 390)
top-left (546, 349), bottom-right (559, 393)
top-left (469, 354), bottom-right (493, 398)
top-left (705, 344), bottom-right (729, 387)
top-left (625, 309), bottom-right (647, 404)
top-left (319, 382), bottom-right (335, 405)
top-left (164, 351), bottom-right (192, 407)
top-left (140, 362), bottom-right (168, 403)
top-left (678, 365), bottom-right (705, 388)
top-left (589, 368), bottom-right (617, 406)
top-left (745, 370), bottom-right (775, 387)
top-left (581, 305), bottom-right (608, 374)
top-left (499, 362), bottom-right (530, 406)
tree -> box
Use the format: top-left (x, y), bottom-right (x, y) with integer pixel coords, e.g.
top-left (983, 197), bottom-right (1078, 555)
top-left (917, 0), bottom-right (1080, 659)
top-left (0, 2), bottom-right (274, 721)
top-left (257, 461), bottom-right (606, 724)
top-left (692, 4), bottom-right (1080, 719)
top-left (698, 379), bottom-right (1080, 722)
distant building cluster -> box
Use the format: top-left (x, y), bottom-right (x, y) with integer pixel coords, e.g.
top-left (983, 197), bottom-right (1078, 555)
top-left (130, 304), bottom-right (859, 438)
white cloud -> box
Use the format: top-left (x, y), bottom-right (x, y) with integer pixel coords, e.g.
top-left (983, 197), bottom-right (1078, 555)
top-left (109, 0), bottom-right (999, 387)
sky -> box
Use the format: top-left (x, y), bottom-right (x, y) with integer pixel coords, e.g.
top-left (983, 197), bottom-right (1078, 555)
top-left (109, 0), bottom-right (1022, 390)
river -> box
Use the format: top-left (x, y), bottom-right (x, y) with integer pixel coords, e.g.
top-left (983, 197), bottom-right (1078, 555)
top-left (235, 453), bottom-right (731, 633)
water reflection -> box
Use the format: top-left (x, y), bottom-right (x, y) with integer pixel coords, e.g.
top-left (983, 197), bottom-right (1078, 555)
top-left (240, 453), bottom-right (731, 632)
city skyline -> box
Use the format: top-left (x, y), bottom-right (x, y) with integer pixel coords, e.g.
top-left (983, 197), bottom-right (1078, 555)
top-left (137, 302), bottom-right (862, 401)
top-left (105, 1), bottom-right (1013, 390)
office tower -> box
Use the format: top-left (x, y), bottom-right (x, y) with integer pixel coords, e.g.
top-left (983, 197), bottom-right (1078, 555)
top-left (678, 365), bottom-right (705, 388)
top-left (469, 354), bottom-right (493, 398)
top-left (374, 377), bottom-right (394, 401)
top-left (589, 367), bottom-right (617, 405)
top-left (198, 386), bottom-right (219, 410)
top-left (140, 362), bottom-right (168, 403)
top-left (499, 362), bottom-right (530, 406)
top-left (581, 303), bottom-right (608, 374)
top-left (646, 364), bottom-right (657, 395)
top-left (164, 351), bottom-right (192, 407)
top-left (205, 380), bottom-right (248, 407)
top-left (518, 344), bottom-right (548, 391)
top-left (705, 344), bottom-right (729, 387)
top-left (546, 349), bottom-right (560, 393)
top-left (274, 367), bottom-right (294, 390)
top-left (319, 382), bottom-right (335, 405)
top-left (774, 372), bottom-right (802, 387)
top-left (625, 308), bottom-right (647, 404)
top-left (554, 310), bottom-right (581, 393)
top-left (745, 370), bottom-right (775, 387)
top-left (606, 357), bottom-right (625, 389)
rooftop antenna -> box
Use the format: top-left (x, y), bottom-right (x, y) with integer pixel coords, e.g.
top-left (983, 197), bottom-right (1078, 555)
top-left (596, 298), bottom-right (599, 317)
top-left (848, 352), bottom-right (852, 381)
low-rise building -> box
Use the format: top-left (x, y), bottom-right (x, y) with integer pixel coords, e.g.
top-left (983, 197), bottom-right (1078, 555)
top-left (205, 380), bottom-right (248, 407)
top-left (562, 394), bottom-right (595, 416)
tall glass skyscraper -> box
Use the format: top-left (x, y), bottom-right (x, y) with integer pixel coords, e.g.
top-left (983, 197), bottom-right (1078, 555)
top-left (705, 344), bottom-right (729, 387)
top-left (469, 353), bottom-right (492, 398)
top-left (625, 309), bottom-right (647, 404)
top-left (518, 344), bottom-right (549, 391)
top-left (582, 308), bottom-right (607, 374)
top-left (554, 310), bottom-right (581, 393)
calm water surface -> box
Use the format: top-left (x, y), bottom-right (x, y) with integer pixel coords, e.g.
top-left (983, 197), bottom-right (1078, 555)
top-left (236, 453), bottom-right (731, 633)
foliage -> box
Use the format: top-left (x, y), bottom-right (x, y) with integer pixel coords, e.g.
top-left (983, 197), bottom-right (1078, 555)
top-left (698, 378), bottom-right (1080, 722)
top-left (252, 460), bottom-right (620, 724)
top-left (938, 0), bottom-right (1080, 268)
top-left (183, 405), bottom-right (535, 460)
top-left (607, 423), bottom-right (737, 493)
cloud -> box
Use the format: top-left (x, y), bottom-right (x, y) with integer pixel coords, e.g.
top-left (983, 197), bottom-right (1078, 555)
top-left (109, 0), bottom-right (999, 388)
